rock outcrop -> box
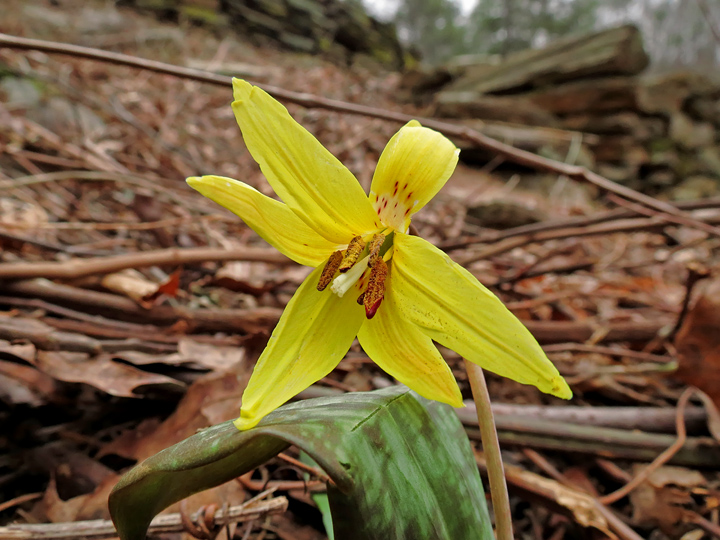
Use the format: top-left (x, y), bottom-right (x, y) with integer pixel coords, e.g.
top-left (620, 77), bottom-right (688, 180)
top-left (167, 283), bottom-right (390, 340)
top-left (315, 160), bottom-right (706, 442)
top-left (403, 25), bottom-right (720, 198)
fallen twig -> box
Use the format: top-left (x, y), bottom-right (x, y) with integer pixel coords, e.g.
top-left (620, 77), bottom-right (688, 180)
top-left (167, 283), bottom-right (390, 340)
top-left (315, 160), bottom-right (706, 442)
top-left (598, 387), bottom-right (696, 504)
top-left (0, 497), bottom-right (287, 540)
top-left (0, 280), bottom-right (283, 335)
top-left (0, 279), bottom-right (670, 341)
top-left (0, 246), bottom-right (289, 280)
top-left (456, 209), bottom-right (720, 264)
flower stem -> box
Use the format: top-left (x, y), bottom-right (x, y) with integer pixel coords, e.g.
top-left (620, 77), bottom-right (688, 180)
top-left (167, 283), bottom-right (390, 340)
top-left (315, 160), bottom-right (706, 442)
top-left (464, 360), bottom-right (513, 540)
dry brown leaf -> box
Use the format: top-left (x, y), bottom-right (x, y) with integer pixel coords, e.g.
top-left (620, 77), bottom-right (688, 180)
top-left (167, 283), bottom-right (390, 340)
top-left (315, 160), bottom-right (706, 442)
top-left (29, 446), bottom-right (119, 522)
top-left (37, 474), bottom-right (118, 522)
top-left (30, 350), bottom-right (184, 397)
top-left (101, 268), bottom-right (180, 308)
top-left (141, 268), bottom-right (181, 304)
top-left (0, 339), bottom-right (37, 362)
top-left (675, 275), bottom-right (720, 405)
top-left (0, 358), bottom-right (57, 405)
top-left (114, 338), bottom-right (244, 371)
top-left (630, 465), bottom-right (706, 533)
top-left (98, 366), bottom-right (249, 462)
top-left (502, 463), bottom-right (613, 536)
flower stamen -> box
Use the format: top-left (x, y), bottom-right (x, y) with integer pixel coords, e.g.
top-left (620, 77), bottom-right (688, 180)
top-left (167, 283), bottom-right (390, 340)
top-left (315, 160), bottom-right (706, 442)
top-left (317, 250), bottom-right (343, 291)
top-left (338, 236), bottom-right (365, 273)
top-left (363, 257), bottom-right (387, 319)
top-left (367, 233), bottom-right (386, 267)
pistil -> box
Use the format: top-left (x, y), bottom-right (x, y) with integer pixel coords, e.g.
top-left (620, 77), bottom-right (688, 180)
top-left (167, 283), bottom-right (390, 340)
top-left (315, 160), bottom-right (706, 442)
top-left (331, 255), bottom-right (370, 297)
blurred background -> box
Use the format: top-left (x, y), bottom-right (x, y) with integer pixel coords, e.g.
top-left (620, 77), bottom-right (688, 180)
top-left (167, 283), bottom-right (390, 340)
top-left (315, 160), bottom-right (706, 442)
top-left (369, 0), bottom-right (720, 68)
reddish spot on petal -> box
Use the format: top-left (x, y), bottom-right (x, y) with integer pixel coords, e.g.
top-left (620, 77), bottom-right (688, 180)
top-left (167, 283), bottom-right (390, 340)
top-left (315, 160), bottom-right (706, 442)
top-left (393, 202), bottom-right (398, 208)
top-left (403, 182), bottom-right (408, 191)
top-left (406, 191), bottom-right (413, 201)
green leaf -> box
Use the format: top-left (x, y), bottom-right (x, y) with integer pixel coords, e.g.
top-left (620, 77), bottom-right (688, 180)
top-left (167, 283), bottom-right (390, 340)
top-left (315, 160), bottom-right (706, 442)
top-left (109, 387), bottom-right (493, 540)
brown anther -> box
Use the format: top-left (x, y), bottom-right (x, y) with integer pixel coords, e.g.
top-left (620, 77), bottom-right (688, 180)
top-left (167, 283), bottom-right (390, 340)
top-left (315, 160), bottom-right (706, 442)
top-left (338, 236), bottom-right (365, 273)
top-left (317, 251), bottom-right (343, 291)
top-left (356, 291), bottom-right (366, 305)
top-left (364, 257), bottom-right (387, 319)
top-left (367, 233), bottom-right (386, 267)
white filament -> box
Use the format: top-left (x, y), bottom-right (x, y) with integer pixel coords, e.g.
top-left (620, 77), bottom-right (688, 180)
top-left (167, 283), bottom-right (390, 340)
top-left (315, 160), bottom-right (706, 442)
top-left (331, 255), bottom-right (370, 297)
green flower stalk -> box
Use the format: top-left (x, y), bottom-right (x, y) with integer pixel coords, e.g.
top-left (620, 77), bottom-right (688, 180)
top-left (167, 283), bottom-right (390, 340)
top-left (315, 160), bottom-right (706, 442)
top-left (188, 79), bottom-right (571, 430)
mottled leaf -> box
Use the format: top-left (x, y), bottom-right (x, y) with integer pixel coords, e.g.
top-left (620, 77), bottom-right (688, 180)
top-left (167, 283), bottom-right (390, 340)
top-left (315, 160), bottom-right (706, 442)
top-left (109, 387), bottom-right (492, 540)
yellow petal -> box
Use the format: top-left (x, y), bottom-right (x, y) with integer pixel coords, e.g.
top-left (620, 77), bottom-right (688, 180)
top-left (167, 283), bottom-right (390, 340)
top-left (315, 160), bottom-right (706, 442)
top-left (187, 175), bottom-right (336, 267)
top-left (235, 263), bottom-right (365, 430)
top-left (391, 233), bottom-right (572, 400)
top-left (357, 270), bottom-right (463, 408)
top-left (370, 120), bottom-right (459, 232)
top-left (232, 79), bottom-right (381, 244)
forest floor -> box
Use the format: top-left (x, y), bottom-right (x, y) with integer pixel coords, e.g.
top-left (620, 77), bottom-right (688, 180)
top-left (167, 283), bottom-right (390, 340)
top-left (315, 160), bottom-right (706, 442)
top-left (1, 1), bottom-right (720, 539)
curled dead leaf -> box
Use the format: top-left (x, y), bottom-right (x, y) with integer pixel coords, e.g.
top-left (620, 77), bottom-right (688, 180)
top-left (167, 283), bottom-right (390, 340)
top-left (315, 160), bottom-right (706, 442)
top-left (675, 275), bottom-right (720, 406)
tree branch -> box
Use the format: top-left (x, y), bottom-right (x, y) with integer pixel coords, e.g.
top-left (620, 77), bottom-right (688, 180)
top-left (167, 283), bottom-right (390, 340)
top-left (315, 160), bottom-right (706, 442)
top-left (1, 33), bottom-right (718, 237)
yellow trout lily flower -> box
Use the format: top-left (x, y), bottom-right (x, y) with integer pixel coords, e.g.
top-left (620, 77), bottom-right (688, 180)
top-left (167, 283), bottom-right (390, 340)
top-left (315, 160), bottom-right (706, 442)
top-left (188, 79), bottom-right (571, 430)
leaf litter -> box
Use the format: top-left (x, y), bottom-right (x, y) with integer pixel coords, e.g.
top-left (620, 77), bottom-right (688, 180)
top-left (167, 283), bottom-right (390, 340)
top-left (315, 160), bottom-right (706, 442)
top-left (0, 0), bottom-right (719, 538)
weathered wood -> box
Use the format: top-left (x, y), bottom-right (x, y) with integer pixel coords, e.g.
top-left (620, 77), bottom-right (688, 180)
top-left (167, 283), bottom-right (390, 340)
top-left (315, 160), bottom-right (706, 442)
top-left (526, 77), bottom-right (639, 115)
top-left (561, 112), bottom-right (665, 141)
top-left (445, 119), bottom-right (596, 168)
top-left (636, 70), bottom-right (720, 116)
top-left (441, 25), bottom-right (648, 96)
top-left (434, 93), bottom-right (558, 126)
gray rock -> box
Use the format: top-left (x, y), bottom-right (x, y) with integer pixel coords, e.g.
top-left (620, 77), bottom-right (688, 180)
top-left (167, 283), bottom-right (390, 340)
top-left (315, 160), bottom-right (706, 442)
top-left (0, 77), bottom-right (43, 109)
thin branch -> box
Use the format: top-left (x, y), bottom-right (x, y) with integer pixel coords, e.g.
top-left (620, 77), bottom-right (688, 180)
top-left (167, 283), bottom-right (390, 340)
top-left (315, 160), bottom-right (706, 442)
top-left (0, 497), bottom-right (287, 540)
top-left (441, 198), bottom-right (720, 250)
top-left (0, 246), bottom-right (289, 280)
top-left (598, 388), bottom-right (694, 504)
top-left (455, 209), bottom-right (720, 265)
top-left (1, 33), bottom-right (718, 237)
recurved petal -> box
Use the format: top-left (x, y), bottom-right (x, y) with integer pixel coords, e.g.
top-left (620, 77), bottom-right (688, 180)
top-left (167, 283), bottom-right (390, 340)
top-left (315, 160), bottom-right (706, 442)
top-left (391, 233), bottom-right (572, 400)
top-left (232, 79), bottom-right (381, 244)
top-left (187, 175), bottom-right (336, 267)
top-left (357, 270), bottom-right (463, 408)
top-left (369, 120), bottom-right (459, 232)
top-left (235, 263), bottom-right (365, 430)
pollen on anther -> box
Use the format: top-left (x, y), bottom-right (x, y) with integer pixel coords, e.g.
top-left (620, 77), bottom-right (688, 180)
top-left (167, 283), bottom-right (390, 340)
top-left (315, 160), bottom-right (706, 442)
top-left (338, 236), bottom-right (365, 273)
top-left (317, 251), bottom-right (343, 291)
top-left (367, 233), bottom-right (385, 266)
top-left (364, 257), bottom-right (387, 319)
